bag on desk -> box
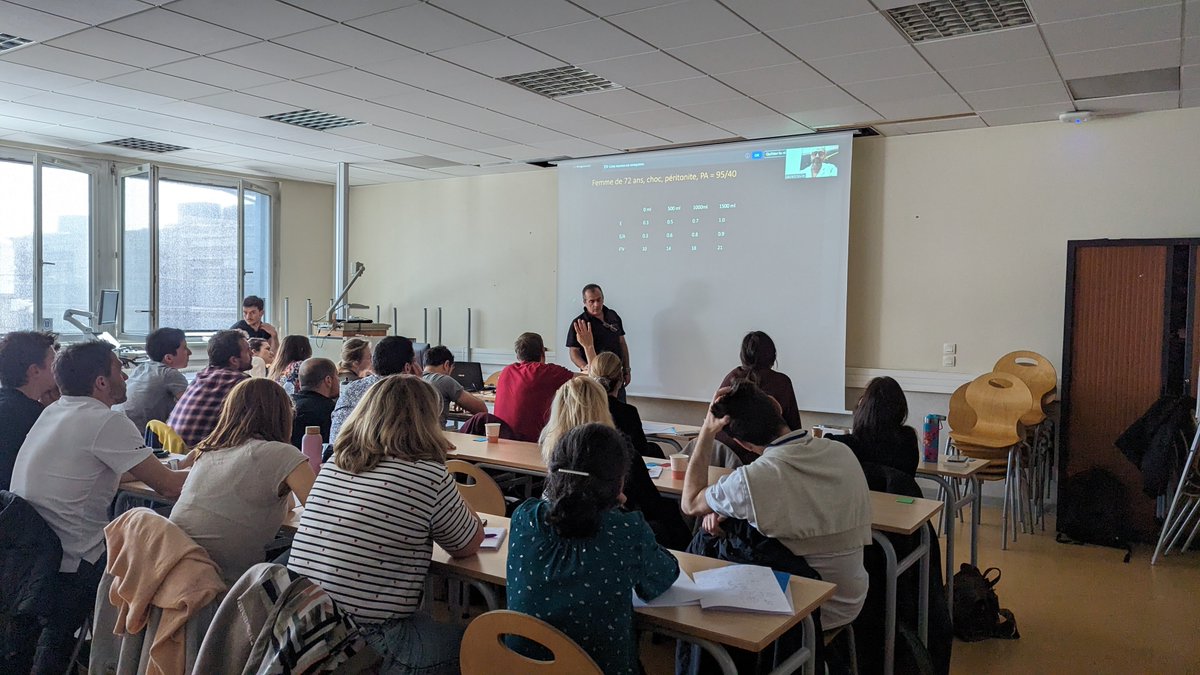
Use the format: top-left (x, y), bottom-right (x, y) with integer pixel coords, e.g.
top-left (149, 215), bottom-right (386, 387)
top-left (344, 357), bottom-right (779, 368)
top-left (952, 564), bottom-right (1020, 642)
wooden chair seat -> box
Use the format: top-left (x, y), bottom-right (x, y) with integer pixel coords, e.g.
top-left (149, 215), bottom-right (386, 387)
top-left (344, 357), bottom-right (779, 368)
top-left (484, 371), bottom-right (500, 388)
top-left (993, 351), bottom-right (1057, 427)
top-left (955, 372), bottom-right (1032, 448)
top-left (947, 383), bottom-right (977, 437)
top-left (460, 610), bottom-right (602, 674)
top-left (446, 460), bottom-right (506, 516)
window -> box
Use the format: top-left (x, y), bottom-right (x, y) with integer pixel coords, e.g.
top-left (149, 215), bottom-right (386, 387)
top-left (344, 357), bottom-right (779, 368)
top-left (0, 160), bottom-right (33, 333)
top-left (119, 166), bottom-right (277, 335)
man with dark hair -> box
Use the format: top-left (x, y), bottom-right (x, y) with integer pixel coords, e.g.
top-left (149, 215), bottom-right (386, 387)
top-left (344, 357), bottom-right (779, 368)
top-left (422, 345), bottom-right (487, 425)
top-left (565, 284), bottom-right (631, 393)
top-left (11, 342), bottom-right (186, 673)
top-left (120, 327), bottom-right (191, 434)
top-left (495, 332), bottom-right (576, 442)
top-left (231, 295), bottom-right (277, 350)
top-left (0, 331), bottom-right (58, 491)
top-left (680, 381), bottom-right (873, 631)
top-left (291, 358), bottom-right (339, 448)
top-left (168, 329), bottom-right (251, 447)
top-left (329, 336), bottom-right (418, 442)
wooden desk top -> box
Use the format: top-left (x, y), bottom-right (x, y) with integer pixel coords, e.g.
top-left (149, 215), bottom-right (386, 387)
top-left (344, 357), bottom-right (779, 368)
top-left (429, 513), bottom-right (510, 586)
top-left (916, 458), bottom-right (990, 478)
top-left (869, 492), bottom-right (943, 536)
top-left (444, 431), bottom-right (546, 473)
top-left (647, 458), bottom-right (732, 495)
top-left (642, 421), bottom-right (701, 438)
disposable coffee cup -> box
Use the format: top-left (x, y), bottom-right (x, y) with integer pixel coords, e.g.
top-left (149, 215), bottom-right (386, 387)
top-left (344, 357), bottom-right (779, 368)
top-left (669, 453), bottom-right (689, 479)
top-left (484, 423), bottom-right (501, 443)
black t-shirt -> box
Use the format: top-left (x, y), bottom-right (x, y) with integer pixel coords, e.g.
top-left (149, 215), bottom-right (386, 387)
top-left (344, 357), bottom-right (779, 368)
top-left (291, 390), bottom-right (336, 448)
top-left (827, 427), bottom-right (920, 477)
top-left (230, 320), bottom-right (272, 341)
top-left (565, 307), bottom-right (625, 357)
top-left (0, 388), bottom-right (44, 491)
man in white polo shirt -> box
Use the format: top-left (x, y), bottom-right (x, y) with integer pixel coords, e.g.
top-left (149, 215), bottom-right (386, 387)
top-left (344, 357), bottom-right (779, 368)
top-left (11, 341), bottom-right (187, 674)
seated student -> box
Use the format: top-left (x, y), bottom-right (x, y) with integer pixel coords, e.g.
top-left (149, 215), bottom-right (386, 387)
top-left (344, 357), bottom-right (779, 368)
top-left (589, 351), bottom-right (662, 459)
top-left (290, 358), bottom-right (339, 447)
top-left (11, 342), bottom-right (186, 674)
top-left (421, 345), bottom-right (487, 425)
top-left (169, 329), bottom-right (252, 447)
top-left (494, 332), bottom-right (575, 442)
top-left (120, 327), bottom-right (191, 435)
top-left (508, 423), bottom-right (678, 675)
top-left (680, 381), bottom-right (872, 630)
top-left (718, 331), bottom-right (802, 463)
top-left (540, 378), bottom-right (691, 549)
top-left (170, 378), bottom-right (314, 585)
top-left (329, 336), bottom-right (417, 443)
top-left (248, 337), bottom-right (274, 378)
top-left (231, 295), bottom-right (277, 349)
top-left (337, 338), bottom-right (372, 385)
top-left (289, 375), bottom-right (484, 675)
top-left (0, 330), bottom-right (57, 492)
top-left (827, 376), bottom-right (919, 476)
top-left (272, 335), bottom-right (313, 394)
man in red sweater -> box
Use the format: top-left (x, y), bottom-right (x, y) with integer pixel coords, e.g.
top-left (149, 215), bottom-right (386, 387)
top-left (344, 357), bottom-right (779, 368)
top-left (493, 332), bottom-right (575, 442)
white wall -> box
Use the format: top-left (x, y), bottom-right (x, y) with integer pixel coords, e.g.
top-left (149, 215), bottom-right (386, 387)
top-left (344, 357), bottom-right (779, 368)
top-left (277, 180), bottom-right (335, 336)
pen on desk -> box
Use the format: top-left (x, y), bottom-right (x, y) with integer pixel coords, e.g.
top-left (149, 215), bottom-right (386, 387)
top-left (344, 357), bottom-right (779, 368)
top-left (484, 532), bottom-right (498, 539)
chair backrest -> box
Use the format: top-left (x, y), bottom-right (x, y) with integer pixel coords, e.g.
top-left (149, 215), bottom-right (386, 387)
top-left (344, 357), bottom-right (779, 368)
top-left (993, 351), bottom-right (1057, 426)
top-left (954, 372), bottom-right (1032, 448)
top-left (445, 460), bottom-right (506, 516)
top-left (460, 610), bottom-right (602, 675)
top-left (946, 383), bottom-right (976, 437)
top-left (484, 371), bottom-right (500, 388)
top-left (145, 420), bottom-right (187, 454)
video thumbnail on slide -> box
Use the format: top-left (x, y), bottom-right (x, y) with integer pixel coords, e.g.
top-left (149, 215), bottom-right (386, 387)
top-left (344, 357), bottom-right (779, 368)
top-left (785, 145), bottom-right (840, 179)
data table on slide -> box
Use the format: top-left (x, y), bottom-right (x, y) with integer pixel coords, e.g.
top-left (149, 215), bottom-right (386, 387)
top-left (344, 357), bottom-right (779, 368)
top-left (617, 200), bottom-right (737, 254)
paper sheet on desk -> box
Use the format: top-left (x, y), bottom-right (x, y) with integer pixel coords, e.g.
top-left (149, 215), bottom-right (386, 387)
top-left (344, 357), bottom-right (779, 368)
top-left (480, 527), bottom-right (507, 549)
top-left (642, 422), bottom-right (679, 435)
top-left (645, 464), bottom-right (663, 479)
top-left (692, 564), bottom-right (794, 614)
top-left (633, 571), bottom-right (703, 608)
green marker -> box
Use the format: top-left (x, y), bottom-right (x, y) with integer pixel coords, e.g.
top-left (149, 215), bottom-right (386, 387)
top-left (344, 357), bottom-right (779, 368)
top-left (896, 497), bottom-right (915, 504)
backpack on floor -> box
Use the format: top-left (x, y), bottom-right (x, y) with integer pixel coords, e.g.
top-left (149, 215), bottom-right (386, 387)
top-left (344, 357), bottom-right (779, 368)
top-left (952, 564), bottom-right (1020, 642)
top-left (1056, 468), bottom-right (1134, 562)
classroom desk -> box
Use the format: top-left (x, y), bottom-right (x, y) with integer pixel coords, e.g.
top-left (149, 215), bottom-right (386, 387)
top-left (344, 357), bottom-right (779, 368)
top-left (914, 458), bottom-right (988, 614)
top-left (647, 459), bottom-right (733, 496)
top-left (427, 515), bottom-right (835, 675)
top-left (869, 492), bottom-right (943, 675)
top-left (643, 420), bottom-right (701, 452)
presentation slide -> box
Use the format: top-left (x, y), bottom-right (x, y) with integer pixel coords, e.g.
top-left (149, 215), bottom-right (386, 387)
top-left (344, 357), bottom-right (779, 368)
top-left (557, 133), bottom-right (853, 412)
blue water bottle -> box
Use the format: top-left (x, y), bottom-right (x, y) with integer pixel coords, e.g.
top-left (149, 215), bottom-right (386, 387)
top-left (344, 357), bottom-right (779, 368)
top-left (922, 414), bottom-right (946, 463)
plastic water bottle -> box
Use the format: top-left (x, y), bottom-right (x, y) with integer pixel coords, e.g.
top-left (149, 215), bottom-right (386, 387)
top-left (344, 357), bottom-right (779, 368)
top-left (301, 426), bottom-right (323, 474)
top-left (922, 414), bottom-right (946, 463)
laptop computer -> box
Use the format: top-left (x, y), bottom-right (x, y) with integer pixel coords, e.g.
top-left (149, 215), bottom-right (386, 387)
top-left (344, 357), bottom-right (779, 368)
top-left (451, 361), bottom-right (485, 392)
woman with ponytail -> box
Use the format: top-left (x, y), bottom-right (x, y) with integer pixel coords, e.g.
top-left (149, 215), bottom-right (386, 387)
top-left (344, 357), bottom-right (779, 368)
top-left (590, 351), bottom-right (660, 458)
top-left (506, 424), bottom-right (678, 675)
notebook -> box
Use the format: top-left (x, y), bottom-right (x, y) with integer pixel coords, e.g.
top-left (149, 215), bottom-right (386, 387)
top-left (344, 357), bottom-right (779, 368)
top-left (480, 527), bottom-right (507, 549)
top-left (632, 565), bottom-right (793, 614)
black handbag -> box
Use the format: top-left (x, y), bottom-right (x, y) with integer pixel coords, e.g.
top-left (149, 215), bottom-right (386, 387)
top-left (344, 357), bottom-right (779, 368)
top-left (952, 564), bottom-right (1020, 642)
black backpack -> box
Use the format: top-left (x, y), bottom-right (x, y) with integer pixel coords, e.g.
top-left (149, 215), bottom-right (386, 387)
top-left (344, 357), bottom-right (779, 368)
top-left (1056, 468), bottom-right (1134, 562)
top-left (952, 564), bottom-right (1020, 642)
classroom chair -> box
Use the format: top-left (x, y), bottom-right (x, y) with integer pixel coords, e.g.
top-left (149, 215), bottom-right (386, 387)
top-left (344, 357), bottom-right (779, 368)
top-left (484, 371), bottom-right (500, 388)
top-left (446, 460), bottom-right (507, 516)
top-left (460, 610), bottom-right (602, 675)
top-left (145, 420), bottom-right (187, 454)
top-left (993, 351), bottom-right (1059, 530)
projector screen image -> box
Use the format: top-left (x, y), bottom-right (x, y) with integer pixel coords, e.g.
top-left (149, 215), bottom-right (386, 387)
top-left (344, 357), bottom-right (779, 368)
top-left (557, 133), bottom-right (853, 412)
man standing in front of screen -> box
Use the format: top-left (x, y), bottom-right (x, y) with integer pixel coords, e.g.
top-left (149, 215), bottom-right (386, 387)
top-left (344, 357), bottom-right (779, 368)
top-left (566, 284), bottom-right (630, 398)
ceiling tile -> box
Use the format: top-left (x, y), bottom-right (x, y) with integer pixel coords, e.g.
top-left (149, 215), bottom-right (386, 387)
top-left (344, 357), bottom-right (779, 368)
top-left (786, 102), bottom-right (879, 128)
top-left (242, 80), bottom-right (357, 111)
top-left (280, 0), bottom-right (420, 22)
top-left (565, 89), bottom-right (664, 116)
top-left (169, 0), bottom-right (331, 40)
top-left (1182, 88), bottom-right (1200, 107)
top-left (632, 76), bottom-right (742, 107)
top-left (649, 122), bottom-right (735, 143)
top-left (0, 1), bottom-right (87, 41)
top-left (1187, 38), bottom-right (1200, 66)
top-left (299, 69), bottom-right (422, 101)
top-left (843, 73), bottom-right (954, 105)
top-left (756, 85), bottom-right (863, 114)
top-left (715, 62), bottom-right (830, 96)
top-left (104, 8), bottom-right (258, 55)
top-left (484, 143), bottom-right (552, 160)
top-left (608, 0), bottom-right (757, 50)
top-left (434, 39), bottom-right (565, 78)
top-left (363, 53), bottom-right (484, 91)
top-left (977, 102), bottom-right (1069, 126)
top-left (209, 42), bottom-right (343, 80)
top-left (0, 81), bottom-right (45, 101)
top-left (721, 0), bottom-right (877, 31)
top-left (64, 81), bottom-right (177, 109)
top-left (104, 70), bottom-right (227, 99)
top-left (515, 20), bottom-right (655, 63)
top-left (187, 91), bottom-right (286, 116)
top-left (716, 114), bottom-right (811, 138)
top-left (917, 26), bottom-right (1050, 72)
top-left (0, 100), bottom-right (90, 125)
top-left (347, 3), bottom-right (499, 54)
top-left (569, 0), bottom-right (683, 17)
top-left (7, 0), bottom-right (148, 25)
top-left (579, 51), bottom-right (701, 87)
top-left (941, 56), bottom-right (1063, 93)
top-left (870, 122), bottom-right (907, 136)
top-left (1041, 5), bottom-right (1182, 55)
top-left (769, 12), bottom-right (908, 61)
top-left (0, 45), bottom-right (138, 80)
top-left (1027, 0), bottom-right (1178, 23)
top-left (47, 29), bottom-right (193, 69)
top-left (19, 91), bottom-right (132, 118)
top-left (809, 46), bottom-right (932, 84)
top-left (0, 61), bottom-right (88, 90)
top-left (606, 106), bottom-right (698, 129)
top-left (1184, 64), bottom-right (1200, 89)
top-left (871, 93), bottom-right (971, 120)
top-left (273, 24), bottom-right (419, 67)
top-left (1081, 91), bottom-right (1180, 113)
top-left (961, 81), bottom-right (1071, 110)
top-left (676, 97), bottom-right (776, 123)
top-left (896, 116), bottom-right (986, 134)
top-left (1188, 1), bottom-right (1200, 37)
top-left (154, 56), bottom-right (283, 90)
top-left (584, 129), bottom-right (668, 149)
top-left (1053, 40), bottom-right (1182, 79)
top-left (667, 34), bottom-right (796, 75)
top-left (430, 0), bottom-right (592, 35)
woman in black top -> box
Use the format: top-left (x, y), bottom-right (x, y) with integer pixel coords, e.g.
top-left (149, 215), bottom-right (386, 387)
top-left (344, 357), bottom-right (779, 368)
top-left (718, 331), bottom-right (802, 464)
top-left (589, 353), bottom-right (660, 459)
top-left (829, 376), bottom-right (919, 476)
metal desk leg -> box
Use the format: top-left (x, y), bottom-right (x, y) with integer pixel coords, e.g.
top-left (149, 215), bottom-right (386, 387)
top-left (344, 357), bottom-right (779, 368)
top-left (661, 618), bottom-right (816, 675)
top-left (918, 525), bottom-right (930, 645)
top-left (970, 476), bottom-right (981, 567)
top-left (873, 531), bottom-right (898, 675)
top-left (915, 474), bottom-right (956, 613)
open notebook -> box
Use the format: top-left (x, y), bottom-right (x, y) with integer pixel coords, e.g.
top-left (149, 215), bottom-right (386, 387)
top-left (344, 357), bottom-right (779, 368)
top-left (633, 564), bottom-right (793, 614)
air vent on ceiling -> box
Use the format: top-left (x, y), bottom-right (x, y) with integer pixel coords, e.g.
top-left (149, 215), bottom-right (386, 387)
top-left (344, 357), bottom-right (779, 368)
top-left (0, 33), bottom-right (32, 52)
top-left (261, 109), bottom-right (363, 131)
top-left (500, 66), bottom-right (620, 99)
top-left (886, 0), bottom-right (1034, 43)
top-left (102, 138), bottom-right (189, 153)
top-left (386, 156), bottom-right (462, 169)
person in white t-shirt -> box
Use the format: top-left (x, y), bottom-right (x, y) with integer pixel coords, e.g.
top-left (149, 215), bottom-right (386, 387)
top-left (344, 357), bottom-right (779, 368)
top-left (11, 341), bottom-right (187, 674)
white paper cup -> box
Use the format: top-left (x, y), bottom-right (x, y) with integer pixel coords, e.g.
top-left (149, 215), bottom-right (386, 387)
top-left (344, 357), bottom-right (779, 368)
top-left (669, 453), bottom-right (689, 478)
top-left (484, 422), bottom-right (501, 443)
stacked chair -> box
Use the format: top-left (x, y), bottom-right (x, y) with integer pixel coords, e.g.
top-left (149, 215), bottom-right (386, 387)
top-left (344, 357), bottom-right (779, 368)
top-left (947, 351), bottom-right (1058, 549)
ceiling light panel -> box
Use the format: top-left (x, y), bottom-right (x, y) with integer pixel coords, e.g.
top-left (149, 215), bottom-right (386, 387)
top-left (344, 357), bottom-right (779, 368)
top-left (262, 109), bottom-right (364, 131)
top-left (500, 66), bottom-right (621, 98)
top-left (887, 0), bottom-right (1035, 43)
top-left (102, 137), bottom-right (189, 153)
